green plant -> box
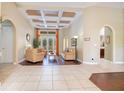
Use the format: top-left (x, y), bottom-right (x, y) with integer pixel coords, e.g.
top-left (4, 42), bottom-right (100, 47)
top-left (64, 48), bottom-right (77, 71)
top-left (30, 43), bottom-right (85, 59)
top-left (33, 38), bottom-right (41, 48)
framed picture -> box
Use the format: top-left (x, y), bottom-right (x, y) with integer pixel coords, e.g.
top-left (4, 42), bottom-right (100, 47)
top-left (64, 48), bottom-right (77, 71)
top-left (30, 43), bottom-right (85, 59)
top-left (71, 38), bottom-right (77, 46)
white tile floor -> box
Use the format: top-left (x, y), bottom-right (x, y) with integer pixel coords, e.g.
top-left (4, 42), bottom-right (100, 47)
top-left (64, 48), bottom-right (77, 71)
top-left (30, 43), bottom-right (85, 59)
top-left (0, 61), bottom-right (124, 91)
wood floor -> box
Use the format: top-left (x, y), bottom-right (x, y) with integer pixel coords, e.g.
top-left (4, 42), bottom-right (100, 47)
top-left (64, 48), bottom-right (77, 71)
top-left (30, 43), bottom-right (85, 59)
top-left (20, 55), bottom-right (81, 66)
top-left (90, 72), bottom-right (124, 91)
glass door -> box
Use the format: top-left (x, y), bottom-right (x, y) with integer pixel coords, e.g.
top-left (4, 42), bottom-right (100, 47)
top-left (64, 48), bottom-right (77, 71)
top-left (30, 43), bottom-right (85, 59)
top-left (48, 37), bottom-right (56, 52)
top-left (40, 35), bottom-right (56, 53)
top-left (41, 37), bottom-right (47, 50)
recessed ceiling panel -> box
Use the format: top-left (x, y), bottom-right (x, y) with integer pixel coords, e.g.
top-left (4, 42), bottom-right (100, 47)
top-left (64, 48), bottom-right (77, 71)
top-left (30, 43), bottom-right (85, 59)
top-left (60, 20), bottom-right (70, 24)
top-left (62, 12), bottom-right (75, 17)
top-left (26, 10), bottom-right (41, 16)
top-left (24, 8), bottom-right (78, 29)
top-left (46, 20), bottom-right (57, 23)
top-left (44, 10), bottom-right (59, 17)
top-left (59, 25), bottom-right (64, 28)
top-left (47, 25), bottom-right (57, 28)
top-left (36, 24), bottom-right (44, 27)
top-left (32, 19), bottom-right (43, 23)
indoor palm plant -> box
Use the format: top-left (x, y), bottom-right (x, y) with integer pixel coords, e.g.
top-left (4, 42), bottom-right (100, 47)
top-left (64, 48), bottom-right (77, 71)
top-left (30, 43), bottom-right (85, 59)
top-left (33, 38), bottom-right (41, 48)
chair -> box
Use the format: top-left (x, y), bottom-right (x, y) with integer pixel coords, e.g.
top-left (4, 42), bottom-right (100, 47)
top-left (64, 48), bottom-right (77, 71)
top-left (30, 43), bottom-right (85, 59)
top-left (25, 48), bottom-right (46, 63)
top-left (61, 48), bottom-right (75, 60)
top-left (37, 48), bottom-right (47, 56)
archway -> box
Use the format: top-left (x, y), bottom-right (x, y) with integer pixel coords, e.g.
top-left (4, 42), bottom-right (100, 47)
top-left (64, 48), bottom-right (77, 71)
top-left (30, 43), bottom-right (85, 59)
top-left (100, 26), bottom-right (113, 61)
top-left (0, 20), bottom-right (16, 64)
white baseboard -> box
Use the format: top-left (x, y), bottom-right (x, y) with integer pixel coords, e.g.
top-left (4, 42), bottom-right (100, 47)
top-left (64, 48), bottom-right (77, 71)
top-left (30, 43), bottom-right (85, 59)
top-left (101, 59), bottom-right (124, 64)
top-left (77, 59), bottom-right (83, 63)
top-left (100, 59), bottom-right (113, 63)
top-left (83, 61), bottom-right (98, 64)
top-left (77, 58), bottom-right (98, 64)
top-left (113, 61), bottom-right (124, 64)
top-left (18, 58), bottom-right (25, 63)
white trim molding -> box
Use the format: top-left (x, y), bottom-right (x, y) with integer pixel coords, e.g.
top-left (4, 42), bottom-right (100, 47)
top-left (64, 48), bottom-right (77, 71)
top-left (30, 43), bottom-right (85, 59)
top-left (100, 59), bottom-right (113, 63)
top-left (83, 61), bottom-right (98, 65)
top-left (77, 59), bottom-right (98, 64)
top-left (18, 58), bottom-right (25, 63)
top-left (77, 59), bottom-right (83, 63)
top-left (113, 61), bottom-right (124, 64)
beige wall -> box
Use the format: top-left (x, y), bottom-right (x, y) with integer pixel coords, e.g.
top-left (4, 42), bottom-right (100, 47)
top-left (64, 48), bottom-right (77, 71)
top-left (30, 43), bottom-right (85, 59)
top-left (83, 6), bottom-right (124, 63)
top-left (63, 15), bottom-right (84, 62)
top-left (1, 3), bottom-right (34, 63)
top-left (62, 6), bottom-right (124, 63)
top-left (1, 3), bottom-right (124, 63)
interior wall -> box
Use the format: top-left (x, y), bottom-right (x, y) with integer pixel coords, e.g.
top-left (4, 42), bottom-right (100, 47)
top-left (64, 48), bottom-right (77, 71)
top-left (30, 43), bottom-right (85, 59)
top-left (83, 6), bottom-right (124, 63)
top-left (63, 15), bottom-right (84, 62)
top-left (1, 3), bottom-right (34, 63)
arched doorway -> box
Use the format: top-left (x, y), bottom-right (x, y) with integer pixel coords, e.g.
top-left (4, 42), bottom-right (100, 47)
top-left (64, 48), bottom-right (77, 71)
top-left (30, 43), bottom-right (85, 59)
top-left (0, 20), bottom-right (16, 63)
top-left (100, 26), bottom-right (113, 61)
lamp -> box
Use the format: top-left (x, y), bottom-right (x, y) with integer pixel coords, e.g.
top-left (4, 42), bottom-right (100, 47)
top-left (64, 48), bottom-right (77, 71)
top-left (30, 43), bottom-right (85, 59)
top-left (73, 36), bottom-right (78, 63)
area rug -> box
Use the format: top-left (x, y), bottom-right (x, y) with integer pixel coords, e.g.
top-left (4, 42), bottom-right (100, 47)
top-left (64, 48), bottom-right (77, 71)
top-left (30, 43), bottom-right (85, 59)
top-left (19, 56), bottom-right (81, 66)
top-left (89, 72), bottom-right (124, 91)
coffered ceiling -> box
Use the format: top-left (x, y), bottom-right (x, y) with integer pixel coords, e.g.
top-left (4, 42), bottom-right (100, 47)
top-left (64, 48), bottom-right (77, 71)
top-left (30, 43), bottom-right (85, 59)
top-left (16, 2), bottom-right (124, 30)
top-left (19, 8), bottom-right (81, 30)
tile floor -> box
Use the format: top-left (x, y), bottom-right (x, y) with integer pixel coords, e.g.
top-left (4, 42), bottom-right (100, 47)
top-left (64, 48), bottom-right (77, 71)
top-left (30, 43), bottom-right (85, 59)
top-left (0, 60), bottom-right (124, 91)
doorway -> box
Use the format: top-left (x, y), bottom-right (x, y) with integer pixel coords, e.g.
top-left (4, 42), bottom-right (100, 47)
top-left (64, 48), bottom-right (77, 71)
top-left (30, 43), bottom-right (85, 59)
top-left (40, 32), bottom-right (56, 53)
top-left (100, 26), bottom-right (113, 61)
top-left (0, 20), bottom-right (15, 63)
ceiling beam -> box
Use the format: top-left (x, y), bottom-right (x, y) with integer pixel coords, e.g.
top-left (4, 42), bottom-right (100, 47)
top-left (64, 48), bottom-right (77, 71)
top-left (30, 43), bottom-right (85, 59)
top-left (57, 10), bottom-right (63, 29)
top-left (40, 10), bottom-right (47, 28)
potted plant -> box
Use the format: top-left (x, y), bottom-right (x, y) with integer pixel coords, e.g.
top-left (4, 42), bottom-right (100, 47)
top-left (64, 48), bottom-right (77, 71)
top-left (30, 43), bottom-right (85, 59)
top-left (33, 38), bottom-right (41, 48)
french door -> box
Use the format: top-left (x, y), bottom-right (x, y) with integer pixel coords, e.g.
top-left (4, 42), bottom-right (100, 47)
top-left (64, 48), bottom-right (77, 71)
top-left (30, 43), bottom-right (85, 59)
top-left (40, 35), bottom-right (56, 53)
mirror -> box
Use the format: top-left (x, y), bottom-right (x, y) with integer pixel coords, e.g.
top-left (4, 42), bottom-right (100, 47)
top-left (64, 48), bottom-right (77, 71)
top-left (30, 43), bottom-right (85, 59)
top-left (26, 33), bottom-right (30, 42)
